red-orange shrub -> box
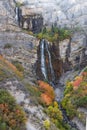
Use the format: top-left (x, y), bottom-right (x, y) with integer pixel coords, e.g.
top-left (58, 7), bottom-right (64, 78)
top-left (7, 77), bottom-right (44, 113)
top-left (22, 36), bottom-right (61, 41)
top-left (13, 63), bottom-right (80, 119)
top-left (0, 90), bottom-right (26, 130)
top-left (41, 93), bottom-right (52, 105)
top-left (38, 80), bottom-right (55, 105)
top-left (82, 72), bottom-right (87, 77)
top-left (72, 76), bottom-right (83, 90)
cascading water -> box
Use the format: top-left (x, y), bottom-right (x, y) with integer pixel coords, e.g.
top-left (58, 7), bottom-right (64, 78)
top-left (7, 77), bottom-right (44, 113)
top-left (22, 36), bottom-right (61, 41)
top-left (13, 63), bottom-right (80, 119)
top-left (40, 39), bottom-right (55, 82)
top-left (45, 41), bottom-right (55, 82)
top-left (15, 7), bottom-right (19, 22)
top-left (40, 39), bottom-right (47, 80)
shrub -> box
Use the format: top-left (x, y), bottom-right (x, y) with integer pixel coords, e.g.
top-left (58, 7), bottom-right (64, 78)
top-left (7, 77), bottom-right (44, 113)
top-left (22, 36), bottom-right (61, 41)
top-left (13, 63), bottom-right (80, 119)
top-left (28, 31), bottom-right (33, 35)
top-left (46, 101), bottom-right (63, 122)
top-left (36, 26), bottom-right (71, 42)
top-left (12, 61), bottom-right (24, 72)
top-left (61, 96), bottom-right (76, 119)
top-left (4, 43), bottom-right (12, 49)
top-left (0, 68), bottom-right (10, 81)
top-left (72, 76), bottom-right (83, 90)
top-left (43, 119), bottom-right (51, 130)
top-left (16, 2), bottom-right (24, 7)
top-left (75, 96), bottom-right (87, 107)
top-left (41, 94), bottom-right (53, 106)
top-left (42, 27), bottom-right (47, 34)
top-left (62, 67), bottom-right (87, 120)
top-left (38, 80), bottom-right (55, 105)
top-left (25, 83), bottom-right (41, 105)
top-left (64, 81), bottom-right (73, 95)
top-left (0, 89), bottom-right (26, 130)
top-left (0, 55), bottom-right (23, 78)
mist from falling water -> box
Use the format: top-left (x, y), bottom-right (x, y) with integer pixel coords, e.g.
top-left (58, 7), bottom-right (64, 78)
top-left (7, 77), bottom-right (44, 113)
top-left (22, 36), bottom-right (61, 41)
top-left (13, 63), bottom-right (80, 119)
top-left (15, 7), bottom-right (19, 22)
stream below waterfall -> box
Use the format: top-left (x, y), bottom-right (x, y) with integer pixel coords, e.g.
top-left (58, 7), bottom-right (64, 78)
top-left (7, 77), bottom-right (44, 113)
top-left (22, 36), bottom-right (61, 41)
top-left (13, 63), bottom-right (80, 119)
top-left (54, 73), bottom-right (80, 130)
top-left (55, 75), bottom-right (79, 130)
top-left (40, 39), bottom-right (79, 130)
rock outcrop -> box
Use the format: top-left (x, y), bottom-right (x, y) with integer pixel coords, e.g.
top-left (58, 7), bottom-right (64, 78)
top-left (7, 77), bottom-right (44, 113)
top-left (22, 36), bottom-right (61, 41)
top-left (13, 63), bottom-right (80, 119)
top-left (36, 32), bottom-right (87, 83)
top-left (59, 32), bottom-right (87, 72)
top-left (15, 0), bottom-right (87, 30)
top-left (19, 13), bottom-right (43, 33)
top-left (0, 0), bottom-right (40, 85)
top-left (0, 1), bottom-right (50, 129)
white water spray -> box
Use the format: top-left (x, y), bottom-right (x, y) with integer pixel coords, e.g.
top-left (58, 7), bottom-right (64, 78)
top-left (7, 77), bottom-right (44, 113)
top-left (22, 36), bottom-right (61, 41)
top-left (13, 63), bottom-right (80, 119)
top-left (40, 39), bottom-right (47, 80)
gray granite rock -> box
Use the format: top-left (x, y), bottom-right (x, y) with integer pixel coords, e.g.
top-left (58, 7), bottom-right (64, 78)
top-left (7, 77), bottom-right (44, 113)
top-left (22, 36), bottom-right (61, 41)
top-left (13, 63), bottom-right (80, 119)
top-left (15, 0), bottom-right (87, 30)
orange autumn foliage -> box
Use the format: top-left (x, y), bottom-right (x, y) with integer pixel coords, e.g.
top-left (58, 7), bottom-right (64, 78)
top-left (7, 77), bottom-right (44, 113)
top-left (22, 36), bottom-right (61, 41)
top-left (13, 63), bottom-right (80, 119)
top-left (41, 93), bottom-right (52, 105)
top-left (72, 76), bottom-right (83, 87)
top-left (0, 55), bottom-right (23, 78)
top-left (38, 80), bottom-right (55, 105)
top-left (72, 76), bottom-right (83, 90)
top-left (82, 72), bottom-right (87, 77)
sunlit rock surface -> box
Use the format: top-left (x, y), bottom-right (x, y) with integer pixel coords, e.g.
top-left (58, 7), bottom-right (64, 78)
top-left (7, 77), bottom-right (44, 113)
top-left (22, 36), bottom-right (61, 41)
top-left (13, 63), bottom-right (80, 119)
top-left (15, 0), bottom-right (87, 29)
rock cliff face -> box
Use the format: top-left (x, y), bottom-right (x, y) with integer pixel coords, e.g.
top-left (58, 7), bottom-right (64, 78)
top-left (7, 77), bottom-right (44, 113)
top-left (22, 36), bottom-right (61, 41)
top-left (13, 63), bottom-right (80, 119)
top-left (0, 0), bottom-right (15, 31)
top-left (36, 33), bottom-right (87, 83)
top-left (14, 0), bottom-right (87, 71)
top-left (15, 0), bottom-right (87, 29)
top-left (36, 39), bottom-right (63, 83)
top-left (0, 1), bottom-right (48, 130)
top-left (19, 13), bottom-right (43, 33)
top-left (59, 32), bottom-right (87, 72)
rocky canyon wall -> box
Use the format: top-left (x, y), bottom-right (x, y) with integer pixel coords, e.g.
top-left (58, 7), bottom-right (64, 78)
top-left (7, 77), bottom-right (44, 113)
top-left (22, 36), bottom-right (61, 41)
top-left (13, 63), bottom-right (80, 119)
top-left (15, 0), bottom-right (87, 30)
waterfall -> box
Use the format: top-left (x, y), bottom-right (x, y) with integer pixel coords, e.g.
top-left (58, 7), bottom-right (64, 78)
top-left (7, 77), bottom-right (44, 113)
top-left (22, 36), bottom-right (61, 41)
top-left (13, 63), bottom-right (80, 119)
top-left (45, 41), bottom-right (55, 82)
top-left (40, 39), bottom-right (47, 80)
top-left (15, 7), bottom-right (19, 23)
top-left (40, 39), bottom-right (55, 82)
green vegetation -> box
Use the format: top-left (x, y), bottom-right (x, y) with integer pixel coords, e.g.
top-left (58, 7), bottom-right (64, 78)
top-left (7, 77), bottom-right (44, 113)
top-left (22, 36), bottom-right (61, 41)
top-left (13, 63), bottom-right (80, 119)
top-left (16, 2), bottom-right (24, 7)
top-left (35, 26), bottom-right (71, 42)
top-left (0, 56), bottom-right (23, 80)
top-left (43, 119), bottom-right (51, 130)
top-left (0, 89), bottom-right (26, 130)
top-left (4, 43), bottom-right (12, 49)
top-left (46, 101), bottom-right (63, 122)
top-left (0, 68), bottom-right (10, 81)
top-left (83, 67), bottom-right (87, 72)
top-left (44, 101), bottom-right (73, 130)
top-left (75, 96), bottom-right (87, 108)
top-left (25, 83), bottom-right (41, 105)
top-left (25, 81), bottom-right (64, 130)
top-left (61, 69), bottom-right (87, 122)
top-left (12, 61), bottom-right (24, 72)
top-left (36, 81), bottom-right (76, 130)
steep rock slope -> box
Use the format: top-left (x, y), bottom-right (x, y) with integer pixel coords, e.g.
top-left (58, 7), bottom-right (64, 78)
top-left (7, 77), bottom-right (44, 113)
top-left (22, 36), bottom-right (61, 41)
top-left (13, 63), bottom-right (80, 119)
top-left (0, 0), bottom-right (39, 84)
top-left (15, 0), bottom-right (87, 29)
top-left (0, 0), bottom-right (60, 130)
top-left (0, 0), bottom-right (16, 31)
top-left (0, 55), bottom-right (59, 130)
top-left (0, 1), bottom-right (49, 130)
